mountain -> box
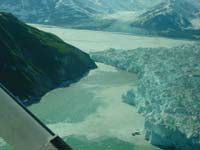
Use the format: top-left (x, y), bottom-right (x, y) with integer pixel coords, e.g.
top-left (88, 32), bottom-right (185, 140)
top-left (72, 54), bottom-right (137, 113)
top-left (0, 0), bottom-right (118, 24)
top-left (131, 0), bottom-right (200, 39)
top-left (0, 0), bottom-right (162, 26)
top-left (0, 0), bottom-right (53, 23)
top-left (0, 12), bottom-right (96, 105)
top-left (91, 43), bottom-right (200, 150)
top-left (0, 0), bottom-right (92, 24)
top-left (1, 0), bottom-right (199, 40)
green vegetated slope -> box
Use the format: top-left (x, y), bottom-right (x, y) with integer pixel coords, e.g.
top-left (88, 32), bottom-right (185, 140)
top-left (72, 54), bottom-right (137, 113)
top-left (0, 12), bottom-right (97, 104)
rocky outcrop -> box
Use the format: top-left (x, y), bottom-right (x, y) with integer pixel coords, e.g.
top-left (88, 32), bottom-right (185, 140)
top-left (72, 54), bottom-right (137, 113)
top-left (91, 44), bottom-right (200, 150)
top-left (0, 12), bottom-right (97, 104)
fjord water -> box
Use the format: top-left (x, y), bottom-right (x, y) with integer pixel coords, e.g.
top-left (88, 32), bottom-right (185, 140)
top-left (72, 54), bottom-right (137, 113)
top-left (30, 24), bottom-right (194, 52)
top-left (0, 25), bottom-right (194, 150)
top-left (29, 63), bottom-right (159, 150)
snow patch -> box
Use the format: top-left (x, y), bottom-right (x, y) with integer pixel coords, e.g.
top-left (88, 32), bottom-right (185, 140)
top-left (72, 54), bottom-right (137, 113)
top-left (191, 18), bottom-right (200, 29)
top-left (99, 11), bottom-right (141, 21)
top-left (0, 138), bottom-right (6, 146)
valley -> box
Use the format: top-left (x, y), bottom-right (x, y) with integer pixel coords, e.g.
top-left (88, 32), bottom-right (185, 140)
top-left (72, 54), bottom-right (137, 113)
top-left (0, 0), bottom-right (200, 149)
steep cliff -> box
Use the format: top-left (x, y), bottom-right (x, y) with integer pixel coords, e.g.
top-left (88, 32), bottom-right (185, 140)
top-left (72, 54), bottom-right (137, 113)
top-left (0, 12), bottom-right (96, 104)
top-left (91, 44), bottom-right (200, 150)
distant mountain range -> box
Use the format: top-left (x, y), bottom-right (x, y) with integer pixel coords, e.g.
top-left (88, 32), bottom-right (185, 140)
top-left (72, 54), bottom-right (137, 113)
top-left (0, 0), bottom-right (162, 24)
top-left (0, 0), bottom-right (200, 40)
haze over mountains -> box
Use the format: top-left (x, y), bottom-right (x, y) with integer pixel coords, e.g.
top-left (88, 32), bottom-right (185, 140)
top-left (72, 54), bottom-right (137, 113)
top-left (0, 0), bottom-right (163, 24)
top-left (91, 43), bottom-right (200, 150)
top-left (0, 0), bottom-right (200, 39)
top-left (0, 0), bottom-right (159, 25)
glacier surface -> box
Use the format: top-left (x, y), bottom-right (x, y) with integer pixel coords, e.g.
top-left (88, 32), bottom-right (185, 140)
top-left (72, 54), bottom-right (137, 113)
top-left (91, 44), bottom-right (200, 150)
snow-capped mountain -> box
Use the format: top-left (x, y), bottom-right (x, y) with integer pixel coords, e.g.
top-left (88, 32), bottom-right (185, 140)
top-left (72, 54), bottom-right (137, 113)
top-left (132, 0), bottom-right (199, 31)
top-left (0, 0), bottom-right (162, 25)
top-left (0, 0), bottom-right (55, 22)
top-left (0, 0), bottom-right (92, 23)
top-left (0, 0), bottom-right (199, 39)
top-left (130, 0), bottom-right (200, 39)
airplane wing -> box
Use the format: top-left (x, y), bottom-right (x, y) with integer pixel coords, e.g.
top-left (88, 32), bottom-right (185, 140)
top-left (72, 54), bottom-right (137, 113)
top-left (0, 83), bottom-right (72, 150)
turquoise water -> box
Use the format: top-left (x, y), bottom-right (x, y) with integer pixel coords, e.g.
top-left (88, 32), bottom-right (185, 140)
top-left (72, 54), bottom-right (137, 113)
top-left (28, 63), bottom-right (160, 150)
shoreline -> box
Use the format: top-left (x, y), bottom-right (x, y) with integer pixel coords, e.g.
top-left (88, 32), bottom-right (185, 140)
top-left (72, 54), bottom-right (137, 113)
top-left (25, 67), bottom-right (97, 107)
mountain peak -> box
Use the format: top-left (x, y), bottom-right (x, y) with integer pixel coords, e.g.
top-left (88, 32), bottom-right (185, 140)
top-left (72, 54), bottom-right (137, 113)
top-left (131, 0), bottom-right (200, 39)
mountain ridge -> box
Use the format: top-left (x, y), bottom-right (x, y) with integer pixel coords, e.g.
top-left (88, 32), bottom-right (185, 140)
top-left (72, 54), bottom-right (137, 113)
top-left (0, 0), bottom-right (162, 25)
top-left (0, 12), bottom-right (96, 105)
top-left (131, 0), bottom-right (200, 39)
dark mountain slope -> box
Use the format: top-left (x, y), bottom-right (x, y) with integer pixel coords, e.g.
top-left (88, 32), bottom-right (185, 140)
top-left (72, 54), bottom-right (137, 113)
top-left (0, 12), bottom-right (96, 104)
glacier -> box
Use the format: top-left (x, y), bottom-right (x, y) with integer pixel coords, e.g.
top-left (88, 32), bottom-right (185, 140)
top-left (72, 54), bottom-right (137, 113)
top-left (90, 44), bottom-right (200, 150)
